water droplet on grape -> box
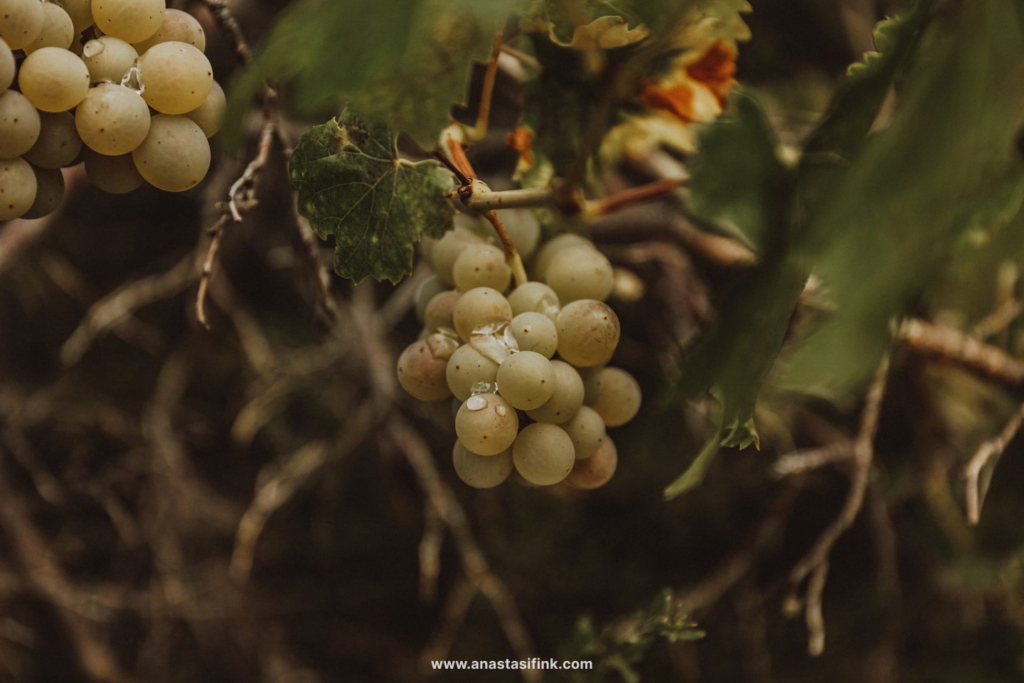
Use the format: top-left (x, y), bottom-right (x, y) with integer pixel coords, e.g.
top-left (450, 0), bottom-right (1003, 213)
top-left (466, 395), bottom-right (488, 411)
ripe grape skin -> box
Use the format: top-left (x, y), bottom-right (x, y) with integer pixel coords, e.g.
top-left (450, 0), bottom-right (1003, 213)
top-left (455, 393), bottom-right (519, 456)
top-left (83, 149), bottom-right (144, 194)
top-left (589, 367), bottom-right (642, 427)
top-left (545, 245), bottom-right (615, 303)
top-left (579, 366), bottom-right (602, 406)
top-left (512, 423), bottom-right (575, 486)
top-left (430, 227), bottom-right (484, 285)
top-left (560, 406), bottom-right (606, 460)
top-left (533, 232), bottom-right (591, 280)
top-left (0, 0), bottom-right (44, 50)
top-left (453, 243), bottom-right (512, 293)
top-left (565, 436), bottom-right (617, 490)
top-left (495, 351), bottom-right (555, 410)
top-left (507, 281), bottom-right (560, 320)
top-left (133, 8), bottom-right (206, 54)
top-left (24, 112), bottom-right (82, 169)
top-left (184, 80), bottom-right (225, 138)
top-left (423, 290), bottom-right (460, 332)
top-left (446, 344), bottom-right (498, 402)
top-left (509, 312), bottom-right (558, 359)
top-left (414, 275), bottom-right (446, 323)
top-left (397, 338), bottom-right (453, 402)
top-left (19, 48), bottom-right (91, 112)
top-left (137, 41), bottom-right (212, 115)
top-left (91, 0), bottom-right (166, 44)
top-left (453, 441), bottom-right (513, 489)
top-left (0, 39), bottom-right (14, 91)
top-left (132, 114), bottom-right (211, 192)
top-left (75, 84), bottom-right (151, 156)
top-left (0, 90), bottom-right (41, 158)
top-left (525, 360), bottom-right (584, 425)
top-left (82, 37), bottom-right (139, 84)
top-left (52, 0), bottom-right (94, 33)
top-left (555, 299), bottom-right (620, 367)
top-left (0, 157), bottom-right (37, 220)
top-left (24, 3), bottom-right (74, 53)
top-left (23, 165), bottom-right (63, 218)
top-left (452, 287), bottom-right (512, 342)
top-left (501, 208), bottom-right (541, 259)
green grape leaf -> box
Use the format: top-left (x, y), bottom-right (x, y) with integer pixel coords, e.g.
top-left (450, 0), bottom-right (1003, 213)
top-left (289, 110), bottom-right (456, 283)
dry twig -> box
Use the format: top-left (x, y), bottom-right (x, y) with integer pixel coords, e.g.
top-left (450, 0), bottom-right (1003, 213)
top-left (964, 401), bottom-right (1024, 525)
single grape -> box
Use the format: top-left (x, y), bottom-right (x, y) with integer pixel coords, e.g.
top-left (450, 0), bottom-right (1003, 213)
top-left (446, 343), bottom-right (498, 402)
top-left (19, 47), bottom-right (91, 112)
top-left (556, 299), bottom-right (620, 367)
top-left (184, 80), bottom-right (224, 138)
top-left (24, 3), bottom-right (74, 53)
top-left (456, 393), bottom-right (519, 456)
top-left (83, 149), bottom-right (144, 194)
top-left (502, 208), bottom-right (541, 259)
top-left (507, 281), bottom-right (560, 320)
top-left (589, 367), bottom-right (641, 427)
top-left (0, 0), bottom-right (43, 50)
top-left (579, 366), bottom-right (602, 406)
top-left (0, 157), bottom-right (37, 220)
top-left (75, 83), bottom-right (151, 155)
top-left (133, 8), bottom-right (206, 53)
top-left (545, 245), bottom-right (614, 303)
top-left (91, 0), bottom-right (166, 43)
top-left (525, 360), bottom-right (584, 424)
top-left (512, 423), bottom-right (575, 486)
top-left (560, 406), bottom-right (606, 460)
top-left (0, 90), bottom-right (41, 158)
top-left (564, 436), bottom-right (617, 490)
top-left (397, 338), bottom-right (454, 402)
top-left (532, 233), bottom-right (591, 280)
top-left (423, 290), bottom-right (461, 332)
top-left (52, 0), bottom-right (94, 33)
top-left (132, 114), bottom-right (210, 192)
top-left (452, 287), bottom-right (512, 342)
top-left (24, 111), bottom-right (82, 169)
top-left (22, 165), bottom-right (63, 218)
top-left (453, 441), bottom-right (513, 489)
top-left (137, 40), bottom-right (212, 114)
top-left (612, 267), bottom-right (645, 302)
top-left (509, 312), bottom-right (557, 358)
top-left (0, 39), bottom-right (13, 91)
top-left (414, 275), bottom-right (446, 323)
top-left (496, 351), bottom-right (555, 410)
top-left (453, 243), bottom-right (512, 293)
top-left (430, 227), bottom-right (484, 285)
top-left (81, 36), bottom-right (139, 84)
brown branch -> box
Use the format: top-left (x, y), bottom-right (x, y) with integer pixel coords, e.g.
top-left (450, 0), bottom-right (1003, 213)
top-left (196, 0), bottom-right (253, 64)
top-left (900, 318), bottom-right (1024, 387)
top-left (973, 298), bottom-right (1022, 341)
top-left (418, 503), bottom-right (445, 602)
top-left (585, 178), bottom-right (684, 217)
top-left (420, 577), bottom-right (478, 673)
top-left (804, 561), bottom-right (828, 657)
top-left (772, 442), bottom-right (855, 478)
top-left (964, 400), bottom-right (1024, 525)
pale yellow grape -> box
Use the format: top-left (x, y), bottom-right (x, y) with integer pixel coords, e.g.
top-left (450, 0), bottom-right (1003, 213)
top-left (19, 48), bottom-right (91, 112)
top-left (0, 38), bottom-right (13, 90)
top-left (0, 90), bottom-right (41, 157)
top-left (453, 441), bottom-right (513, 489)
top-left (456, 393), bottom-right (518, 456)
top-left (184, 79), bottom-right (224, 138)
top-left (561, 406), bottom-right (606, 460)
top-left (397, 338), bottom-right (453, 401)
top-left (525, 360), bottom-right (584, 424)
top-left (452, 287), bottom-right (511, 341)
top-left (509, 312), bottom-right (557, 358)
top-left (137, 41), bottom-right (212, 114)
top-left (507, 281), bottom-right (560, 319)
top-left (431, 227), bottom-right (484, 285)
top-left (52, 0), bottom-right (94, 33)
top-left (22, 165), bottom-right (62, 218)
top-left (612, 267), bottom-right (645, 302)
top-left (496, 351), bottom-right (554, 410)
top-left (556, 299), bottom-right (620, 367)
top-left (24, 3), bottom-right (74, 52)
top-left (0, 0), bottom-right (43, 49)
top-left (132, 114), bottom-right (210, 192)
top-left (565, 436), bottom-right (617, 490)
top-left (545, 245), bottom-right (615, 303)
top-left (133, 8), bottom-right (205, 53)
top-left (533, 233), bottom-right (591, 280)
top-left (453, 211), bottom-right (491, 239)
top-left (0, 157), bottom-right (37, 220)
top-left (83, 149), bottom-right (143, 194)
top-left (91, 0), bottom-right (165, 43)
top-left (24, 111), bottom-right (81, 168)
top-left (453, 243), bottom-right (511, 292)
top-left (502, 208), bottom-right (541, 259)
top-left (423, 290), bottom-right (460, 332)
top-left (75, 83), bottom-right (151, 155)
top-left (512, 423), bottom-right (575, 486)
top-left (446, 343), bottom-right (498, 402)
top-left (589, 367), bottom-right (641, 427)
top-left (414, 275), bottom-right (446, 323)
top-left (82, 37), bottom-right (139, 83)
top-left (579, 366), bottom-right (602, 406)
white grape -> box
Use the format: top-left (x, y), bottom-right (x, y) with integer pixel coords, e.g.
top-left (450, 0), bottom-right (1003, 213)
top-left (132, 114), bottom-right (210, 192)
top-left (453, 441), bottom-right (513, 489)
top-left (0, 89), bottom-right (41, 158)
top-left (0, 38), bottom-right (13, 91)
top-left (507, 281), bottom-right (560, 320)
top-left (452, 286), bottom-right (512, 341)
top-left (81, 37), bottom-right (139, 84)
top-left (133, 8), bottom-right (206, 53)
top-left (52, 0), bottom-right (94, 33)
top-left (397, 338), bottom-right (454, 401)
top-left (430, 227), bottom-right (484, 285)
top-left (556, 299), bottom-right (620, 367)
top-left (184, 79), bottom-right (224, 138)
top-left (512, 423), bottom-right (575, 486)
top-left (509, 312), bottom-right (557, 358)
top-left (19, 47), bottom-right (91, 112)
top-left (446, 344), bottom-right (498, 402)
top-left (91, 0), bottom-right (165, 43)
top-left (83, 149), bottom-right (143, 194)
top-left (22, 165), bottom-right (62, 218)
top-left (24, 111), bottom-right (81, 169)
top-left (579, 366), bottom-right (602, 406)
top-left (455, 393), bottom-right (518, 456)
top-left (560, 406), bottom-right (606, 460)
top-left (589, 367), bottom-right (641, 427)
top-left (525, 360), bottom-right (584, 424)
top-left (452, 243), bottom-right (512, 293)
top-left (24, 3), bottom-right (74, 53)
top-left (137, 41), bottom-right (212, 115)
top-left (502, 208), bottom-right (541, 259)
top-left (414, 275), bottom-right (446, 323)
top-left (75, 83), bottom-right (151, 155)
top-left (495, 350), bottom-right (555, 410)
top-left (565, 436), bottom-right (617, 490)
top-left (545, 245), bottom-right (614, 303)
top-left (0, 157), bottom-right (37, 220)
top-left (0, 0), bottom-right (43, 50)
top-left (533, 233), bottom-right (591, 280)
top-left (423, 290), bottom-right (460, 332)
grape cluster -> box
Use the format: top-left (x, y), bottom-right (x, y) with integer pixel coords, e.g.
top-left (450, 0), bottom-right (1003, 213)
top-left (0, 0), bottom-right (224, 220)
top-left (399, 211), bottom-right (642, 491)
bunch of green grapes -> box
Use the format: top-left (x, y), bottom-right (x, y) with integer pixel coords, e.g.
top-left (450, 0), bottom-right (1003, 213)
top-left (398, 211), bottom-right (641, 491)
top-left (0, 0), bottom-right (224, 220)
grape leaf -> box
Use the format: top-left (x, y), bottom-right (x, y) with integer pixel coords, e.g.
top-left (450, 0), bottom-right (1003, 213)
top-left (289, 110), bottom-right (456, 283)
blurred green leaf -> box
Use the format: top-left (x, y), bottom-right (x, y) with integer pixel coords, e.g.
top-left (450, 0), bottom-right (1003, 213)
top-left (289, 110), bottom-right (456, 283)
